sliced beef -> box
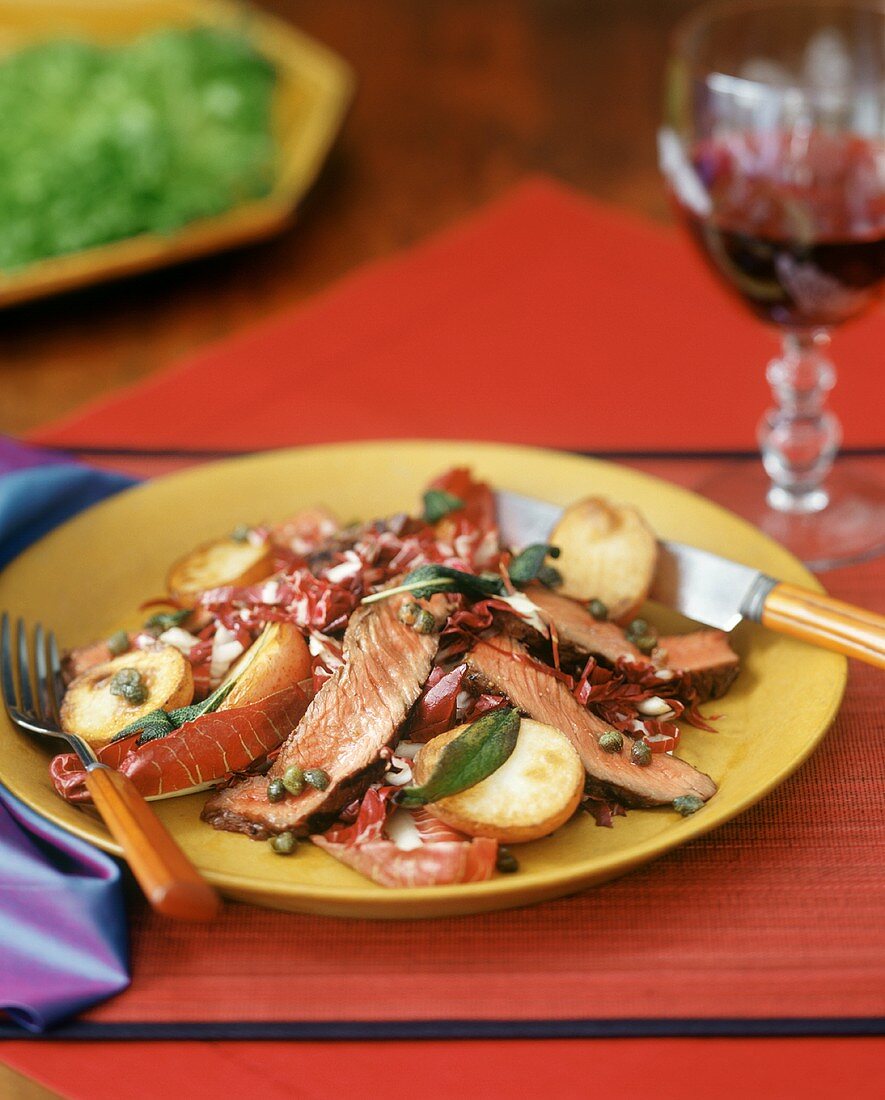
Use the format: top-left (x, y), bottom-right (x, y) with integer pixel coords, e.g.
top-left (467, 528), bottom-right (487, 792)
top-left (524, 585), bottom-right (739, 702)
top-left (464, 634), bottom-right (716, 807)
top-left (524, 584), bottom-right (644, 664)
top-left (654, 631), bottom-right (740, 700)
top-left (202, 596), bottom-right (442, 838)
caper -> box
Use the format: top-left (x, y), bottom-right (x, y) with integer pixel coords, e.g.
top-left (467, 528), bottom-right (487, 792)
top-left (496, 848), bottom-right (519, 874)
top-left (673, 794), bottom-right (705, 817)
top-left (267, 778), bottom-right (286, 802)
top-left (633, 633), bottom-right (658, 656)
top-left (109, 668), bottom-right (148, 705)
top-left (397, 600), bottom-right (421, 626)
top-left (626, 618), bottom-right (649, 638)
top-left (270, 831), bottom-right (297, 855)
top-left (588, 599), bottom-right (608, 621)
top-left (304, 768), bottom-right (330, 791)
top-left (412, 608), bottom-right (438, 635)
top-left (631, 740), bottom-right (652, 767)
top-left (598, 729), bottom-right (623, 754)
top-left (282, 765), bottom-right (305, 796)
top-left (230, 524), bottom-right (251, 543)
top-left (107, 630), bottom-right (130, 657)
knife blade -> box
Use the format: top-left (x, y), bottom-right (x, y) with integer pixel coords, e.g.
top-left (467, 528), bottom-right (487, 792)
top-left (494, 488), bottom-right (885, 668)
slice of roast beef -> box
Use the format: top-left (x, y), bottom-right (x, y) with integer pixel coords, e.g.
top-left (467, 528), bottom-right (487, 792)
top-left (524, 585), bottom-right (738, 702)
top-left (202, 596), bottom-right (443, 838)
top-left (524, 584), bottom-right (644, 664)
top-left (464, 634), bottom-right (716, 807)
top-left (653, 631), bottom-right (740, 700)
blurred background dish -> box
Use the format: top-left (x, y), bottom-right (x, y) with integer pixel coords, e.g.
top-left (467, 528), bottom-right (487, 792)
top-left (0, 0), bottom-right (354, 308)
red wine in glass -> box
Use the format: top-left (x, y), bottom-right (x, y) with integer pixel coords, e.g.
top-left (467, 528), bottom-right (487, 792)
top-left (660, 0), bottom-right (885, 569)
top-left (675, 131), bottom-right (885, 329)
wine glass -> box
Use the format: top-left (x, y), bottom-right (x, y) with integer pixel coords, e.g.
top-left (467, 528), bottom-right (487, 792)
top-left (659, 0), bottom-right (885, 570)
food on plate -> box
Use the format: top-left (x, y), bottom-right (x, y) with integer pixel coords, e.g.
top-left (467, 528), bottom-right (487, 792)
top-left (464, 636), bottom-right (716, 806)
top-left (0, 27), bottom-right (277, 273)
top-left (166, 535), bottom-right (275, 606)
top-left (549, 497), bottom-right (658, 623)
top-left (413, 719), bottom-right (584, 843)
top-left (49, 468), bottom-right (741, 888)
top-left (60, 645), bottom-right (193, 749)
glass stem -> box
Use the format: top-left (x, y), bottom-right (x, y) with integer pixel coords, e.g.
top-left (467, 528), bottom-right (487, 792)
top-left (757, 330), bottom-right (841, 515)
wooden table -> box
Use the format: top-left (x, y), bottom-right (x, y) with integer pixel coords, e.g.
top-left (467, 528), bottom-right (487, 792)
top-left (0, 0), bottom-right (693, 438)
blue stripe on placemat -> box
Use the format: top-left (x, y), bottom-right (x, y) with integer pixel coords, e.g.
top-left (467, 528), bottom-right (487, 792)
top-left (1, 1017), bottom-right (883, 1041)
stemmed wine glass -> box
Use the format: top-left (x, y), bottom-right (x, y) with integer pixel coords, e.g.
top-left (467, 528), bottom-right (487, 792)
top-left (660, 0), bottom-right (885, 570)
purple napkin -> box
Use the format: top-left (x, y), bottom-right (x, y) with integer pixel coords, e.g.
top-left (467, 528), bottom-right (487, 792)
top-left (0, 785), bottom-right (129, 1031)
top-left (1, 437), bottom-right (135, 1031)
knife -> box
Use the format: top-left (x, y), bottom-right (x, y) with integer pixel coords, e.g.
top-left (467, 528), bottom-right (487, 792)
top-left (495, 490), bottom-right (885, 669)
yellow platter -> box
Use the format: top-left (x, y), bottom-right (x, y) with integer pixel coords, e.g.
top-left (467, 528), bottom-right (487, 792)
top-left (0, 441), bottom-right (847, 918)
top-left (0, 0), bottom-right (354, 308)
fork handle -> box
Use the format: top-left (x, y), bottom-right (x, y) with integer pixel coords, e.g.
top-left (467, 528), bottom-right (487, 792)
top-left (760, 583), bottom-right (885, 669)
top-left (85, 764), bottom-right (219, 921)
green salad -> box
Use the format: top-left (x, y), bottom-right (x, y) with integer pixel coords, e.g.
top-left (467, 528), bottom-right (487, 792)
top-left (0, 26), bottom-right (277, 272)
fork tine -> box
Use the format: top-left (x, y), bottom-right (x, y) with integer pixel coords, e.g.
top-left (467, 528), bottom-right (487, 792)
top-left (16, 617), bottom-right (35, 716)
top-left (34, 622), bottom-right (52, 724)
top-left (1, 612), bottom-right (17, 715)
top-left (47, 631), bottom-right (65, 727)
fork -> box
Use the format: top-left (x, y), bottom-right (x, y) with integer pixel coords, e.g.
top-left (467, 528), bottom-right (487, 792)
top-left (1, 613), bottom-right (219, 921)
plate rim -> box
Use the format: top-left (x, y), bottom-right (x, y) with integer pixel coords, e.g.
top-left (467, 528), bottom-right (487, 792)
top-left (0, 440), bottom-right (848, 915)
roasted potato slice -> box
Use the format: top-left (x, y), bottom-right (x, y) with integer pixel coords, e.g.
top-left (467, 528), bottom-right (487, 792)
top-left (414, 719), bottom-right (584, 843)
top-left (166, 537), bottom-right (274, 607)
top-left (60, 646), bottom-right (194, 749)
top-left (219, 622), bottom-right (312, 710)
top-left (550, 497), bottom-right (658, 623)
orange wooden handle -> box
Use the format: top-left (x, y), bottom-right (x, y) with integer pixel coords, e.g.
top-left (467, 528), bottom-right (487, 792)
top-left (761, 583), bottom-right (885, 669)
top-left (84, 765), bottom-right (220, 921)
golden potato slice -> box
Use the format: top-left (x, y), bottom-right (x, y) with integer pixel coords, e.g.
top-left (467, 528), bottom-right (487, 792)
top-left (166, 537), bottom-right (274, 607)
top-left (550, 497), bottom-right (658, 623)
top-left (414, 719), bottom-right (584, 843)
top-left (60, 646), bottom-right (194, 749)
top-left (219, 622), bottom-right (312, 710)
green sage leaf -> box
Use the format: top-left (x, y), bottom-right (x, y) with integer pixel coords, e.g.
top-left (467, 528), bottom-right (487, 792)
top-left (362, 563), bottom-right (506, 606)
top-left (508, 543), bottom-right (560, 586)
top-left (397, 707), bottom-right (521, 807)
top-left (422, 489), bottom-right (464, 524)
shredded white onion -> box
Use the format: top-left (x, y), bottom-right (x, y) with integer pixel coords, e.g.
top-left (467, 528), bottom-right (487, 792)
top-left (210, 624), bottom-right (244, 684)
top-left (383, 755), bottom-right (414, 786)
top-left (158, 627), bottom-right (201, 655)
top-left (393, 740), bottom-right (423, 760)
top-left (259, 580), bottom-right (282, 605)
top-left (324, 557), bottom-right (362, 584)
top-left (637, 695), bottom-right (675, 717)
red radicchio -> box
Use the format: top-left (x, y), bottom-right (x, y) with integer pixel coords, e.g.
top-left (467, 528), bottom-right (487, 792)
top-left (406, 664), bottom-right (467, 742)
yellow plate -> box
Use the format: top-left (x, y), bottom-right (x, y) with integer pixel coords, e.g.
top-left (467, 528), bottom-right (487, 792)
top-left (0, 0), bottom-right (354, 308)
top-left (0, 441), bottom-right (846, 918)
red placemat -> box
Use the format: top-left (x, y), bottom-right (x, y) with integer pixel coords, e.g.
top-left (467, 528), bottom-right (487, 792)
top-left (29, 177), bottom-right (885, 455)
top-left (4, 1037), bottom-right (885, 1100)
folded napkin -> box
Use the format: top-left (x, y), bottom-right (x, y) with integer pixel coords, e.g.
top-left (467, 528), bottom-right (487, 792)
top-left (0, 438), bottom-right (135, 1031)
top-left (0, 437), bottom-right (133, 570)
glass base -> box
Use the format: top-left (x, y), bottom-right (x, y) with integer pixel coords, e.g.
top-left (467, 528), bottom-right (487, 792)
top-left (697, 461), bottom-right (885, 572)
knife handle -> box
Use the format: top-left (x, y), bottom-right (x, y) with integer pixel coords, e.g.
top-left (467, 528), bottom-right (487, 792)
top-left (761, 584), bottom-right (885, 669)
top-left (85, 764), bottom-right (220, 921)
